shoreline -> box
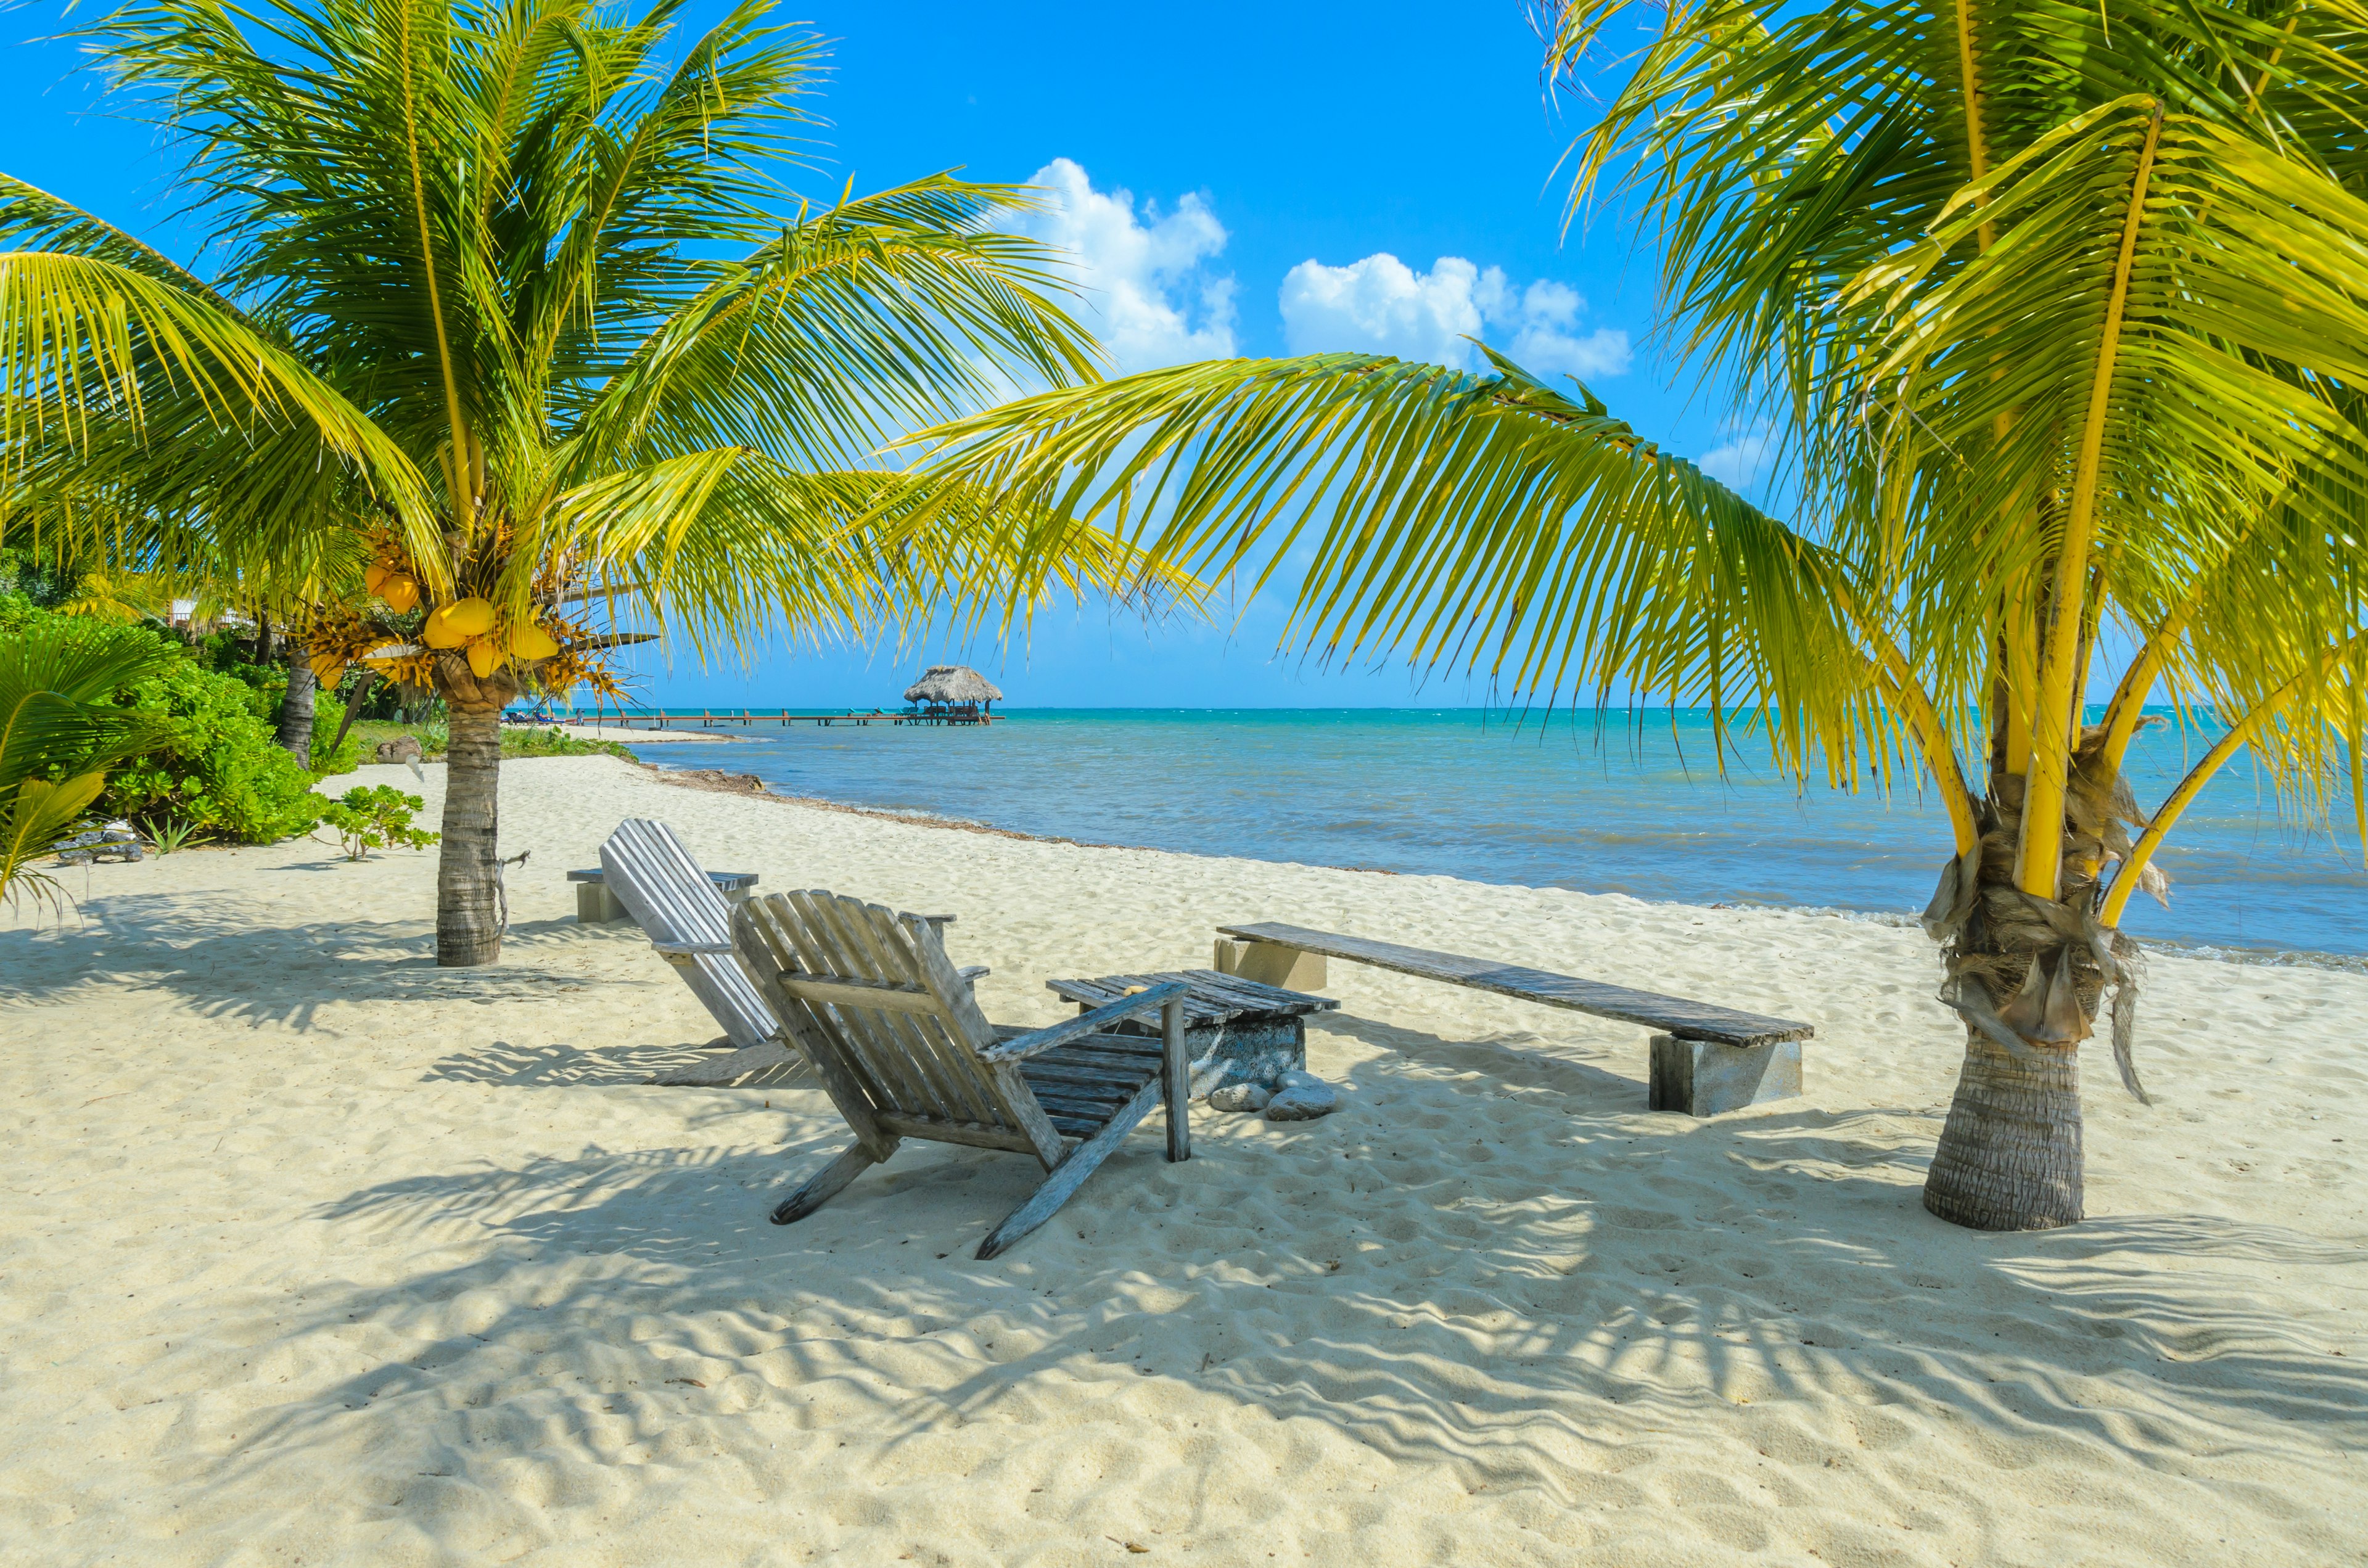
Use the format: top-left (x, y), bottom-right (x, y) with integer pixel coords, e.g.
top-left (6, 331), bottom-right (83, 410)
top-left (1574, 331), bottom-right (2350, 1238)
top-left (625, 755), bottom-right (2367, 974)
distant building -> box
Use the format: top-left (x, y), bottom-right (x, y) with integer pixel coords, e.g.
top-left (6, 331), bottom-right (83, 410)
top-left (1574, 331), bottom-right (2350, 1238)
top-left (902, 664), bottom-right (1001, 723)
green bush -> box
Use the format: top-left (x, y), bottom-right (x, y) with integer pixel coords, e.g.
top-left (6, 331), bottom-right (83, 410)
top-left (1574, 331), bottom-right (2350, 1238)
top-left (316, 785), bottom-right (437, 861)
top-left (501, 725), bottom-right (633, 760)
top-left (102, 657), bottom-right (324, 842)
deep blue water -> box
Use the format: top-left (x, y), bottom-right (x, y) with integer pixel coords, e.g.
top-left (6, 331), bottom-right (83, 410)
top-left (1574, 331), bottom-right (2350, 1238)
top-left (596, 708), bottom-right (2367, 959)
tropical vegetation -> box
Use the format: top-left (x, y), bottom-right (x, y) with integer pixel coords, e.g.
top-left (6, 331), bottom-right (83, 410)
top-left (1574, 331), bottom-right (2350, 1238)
top-left (0, 614), bottom-right (176, 911)
top-left (1, 599), bottom-right (339, 850)
top-left (2, 0), bottom-right (1170, 966)
top-left (908, 0), bottom-right (2368, 1230)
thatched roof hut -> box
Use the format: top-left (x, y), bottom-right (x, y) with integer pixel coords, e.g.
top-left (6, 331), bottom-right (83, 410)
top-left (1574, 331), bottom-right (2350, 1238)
top-left (903, 665), bottom-right (1003, 706)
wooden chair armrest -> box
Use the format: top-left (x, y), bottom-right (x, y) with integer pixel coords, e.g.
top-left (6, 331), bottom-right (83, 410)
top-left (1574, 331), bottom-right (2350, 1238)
top-left (957, 964), bottom-right (991, 985)
top-left (980, 981), bottom-right (1188, 1065)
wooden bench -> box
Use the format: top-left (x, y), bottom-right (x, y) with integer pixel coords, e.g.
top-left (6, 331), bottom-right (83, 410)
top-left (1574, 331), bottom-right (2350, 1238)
top-left (1215, 921), bottom-right (1811, 1117)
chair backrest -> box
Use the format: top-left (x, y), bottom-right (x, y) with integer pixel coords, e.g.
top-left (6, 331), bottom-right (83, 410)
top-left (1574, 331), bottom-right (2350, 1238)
top-left (600, 818), bottom-right (776, 1049)
top-left (733, 890), bottom-right (1063, 1162)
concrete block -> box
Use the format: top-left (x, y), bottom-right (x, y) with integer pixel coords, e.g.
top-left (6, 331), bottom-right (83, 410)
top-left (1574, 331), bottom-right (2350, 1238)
top-left (1212, 938), bottom-right (1328, 992)
top-left (1115, 1013), bottom-right (1308, 1100)
top-left (1649, 1032), bottom-right (1802, 1117)
top-left (576, 882), bottom-right (627, 924)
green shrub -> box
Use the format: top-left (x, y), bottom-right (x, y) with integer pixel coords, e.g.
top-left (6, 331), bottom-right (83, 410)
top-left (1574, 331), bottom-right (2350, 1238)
top-left (316, 785), bottom-right (437, 861)
top-left (102, 656), bottom-right (325, 843)
top-left (0, 605), bottom-right (318, 844)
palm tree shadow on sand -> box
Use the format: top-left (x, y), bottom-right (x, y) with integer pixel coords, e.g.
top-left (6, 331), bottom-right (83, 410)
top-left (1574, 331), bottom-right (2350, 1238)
top-left (193, 1039), bottom-right (2366, 1552)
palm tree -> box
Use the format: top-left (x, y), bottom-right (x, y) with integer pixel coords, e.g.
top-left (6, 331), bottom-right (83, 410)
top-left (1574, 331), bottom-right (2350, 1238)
top-left (1, 0), bottom-right (1158, 966)
top-left (906, 0), bottom-right (2368, 1230)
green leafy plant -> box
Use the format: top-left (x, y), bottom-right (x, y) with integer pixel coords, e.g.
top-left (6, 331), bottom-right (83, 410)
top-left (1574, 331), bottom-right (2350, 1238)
top-left (99, 646), bottom-right (326, 844)
top-left (307, 688), bottom-right (358, 775)
top-left (316, 786), bottom-right (437, 862)
top-left (146, 815), bottom-right (208, 855)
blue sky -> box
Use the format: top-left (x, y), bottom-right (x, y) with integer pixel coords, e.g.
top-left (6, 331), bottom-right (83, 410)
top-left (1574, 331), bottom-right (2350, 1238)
top-left (4, 0), bottom-right (1764, 709)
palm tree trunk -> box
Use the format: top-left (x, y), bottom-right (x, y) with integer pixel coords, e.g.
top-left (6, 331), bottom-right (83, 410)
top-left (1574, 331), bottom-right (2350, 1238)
top-left (1921, 736), bottom-right (2123, 1230)
top-left (434, 656), bottom-right (516, 967)
top-left (276, 647), bottom-right (317, 767)
top-left (1923, 1033), bottom-right (2083, 1229)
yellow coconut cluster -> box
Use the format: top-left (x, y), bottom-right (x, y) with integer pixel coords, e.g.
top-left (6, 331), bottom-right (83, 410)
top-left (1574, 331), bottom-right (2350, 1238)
top-left (418, 596), bottom-right (564, 679)
top-left (300, 551), bottom-right (569, 691)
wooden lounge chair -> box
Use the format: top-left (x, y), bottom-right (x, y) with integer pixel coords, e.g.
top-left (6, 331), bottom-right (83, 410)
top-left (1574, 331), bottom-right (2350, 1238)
top-left (730, 890), bottom-right (1193, 1258)
top-left (599, 819), bottom-right (986, 1086)
top-left (601, 819), bottom-right (786, 1080)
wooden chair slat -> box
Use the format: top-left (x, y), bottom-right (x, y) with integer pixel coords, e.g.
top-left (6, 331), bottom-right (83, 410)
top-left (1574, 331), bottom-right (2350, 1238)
top-left (875, 903), bottom-right (1058, 1154)
top-left (789, 890), bottom-right (940, 1117)
top-left (816, 895), bottom-right (970, 1120)
top-left (849, 900), bottom-right (1003, 1127)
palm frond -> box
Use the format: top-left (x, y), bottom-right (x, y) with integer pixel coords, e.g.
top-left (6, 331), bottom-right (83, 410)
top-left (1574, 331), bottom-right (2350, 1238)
top-left (914, 350), bottom-right (1896, 782)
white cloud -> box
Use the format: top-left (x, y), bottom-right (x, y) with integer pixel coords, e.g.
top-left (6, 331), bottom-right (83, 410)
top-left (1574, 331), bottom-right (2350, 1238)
top-left (1011, 158), bottom-right (1236, 372)
top-left (1698, 422), bottom-right (1777, 490)
top-left (1277, 255), bottom-right (1630, 379)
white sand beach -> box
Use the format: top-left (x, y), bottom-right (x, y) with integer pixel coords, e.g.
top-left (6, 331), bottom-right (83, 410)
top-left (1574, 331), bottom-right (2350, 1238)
top-left (3, 753), bottom-right (2362, 1566)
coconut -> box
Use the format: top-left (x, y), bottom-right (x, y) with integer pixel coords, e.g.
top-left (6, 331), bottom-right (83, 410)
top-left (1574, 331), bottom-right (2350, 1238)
top-left (506, 620), bottom-right (561, 661)
top-left (422, 597), bottom-right (496, 648)
top-left (364, 563), bottom-right (390, 595)
top-left (307, 654), bottom-right (345, 684)
top-left (379, 573), bottom-right (420, 613)
top-left (464, 639), bottom-right (504, 679)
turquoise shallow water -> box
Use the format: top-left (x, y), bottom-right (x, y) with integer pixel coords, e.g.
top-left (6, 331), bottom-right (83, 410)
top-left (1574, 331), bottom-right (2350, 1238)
top-left (601, 707), bottom-right (2367, 959)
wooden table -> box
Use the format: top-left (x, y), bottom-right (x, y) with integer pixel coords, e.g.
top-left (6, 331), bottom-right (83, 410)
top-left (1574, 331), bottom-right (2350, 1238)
top-left (1045, 969), bottom-right (1338, 1100)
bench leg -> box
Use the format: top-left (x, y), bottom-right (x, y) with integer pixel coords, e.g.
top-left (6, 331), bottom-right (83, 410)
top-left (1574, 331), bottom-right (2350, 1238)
top-left (1213, 938), bottom-right (1327, 991)
top-left (577, 883), bottom-right (626, 923)
top-left (1649, 1033), bottom-right (1803, 1116)
top-left (977, 1076), bottom-right (1162, 1259)
top-left (771, 1141), bottom-right (881, 1225)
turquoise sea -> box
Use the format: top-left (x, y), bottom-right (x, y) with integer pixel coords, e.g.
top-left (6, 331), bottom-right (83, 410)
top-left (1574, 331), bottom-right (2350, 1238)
top-left (598, 708), bottom-right (2367, 961)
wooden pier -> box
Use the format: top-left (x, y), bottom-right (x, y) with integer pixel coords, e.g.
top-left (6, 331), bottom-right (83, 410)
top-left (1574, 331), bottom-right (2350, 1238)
top-left (567, 709), bottom-right (1000, 731)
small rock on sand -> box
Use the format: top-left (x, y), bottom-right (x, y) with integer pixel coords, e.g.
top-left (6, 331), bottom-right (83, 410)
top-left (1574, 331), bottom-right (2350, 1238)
top-left (1263, 1070), bottom-right (1338, 1122)
top-left (1207, 1083), bottom-right (1270, 1112)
